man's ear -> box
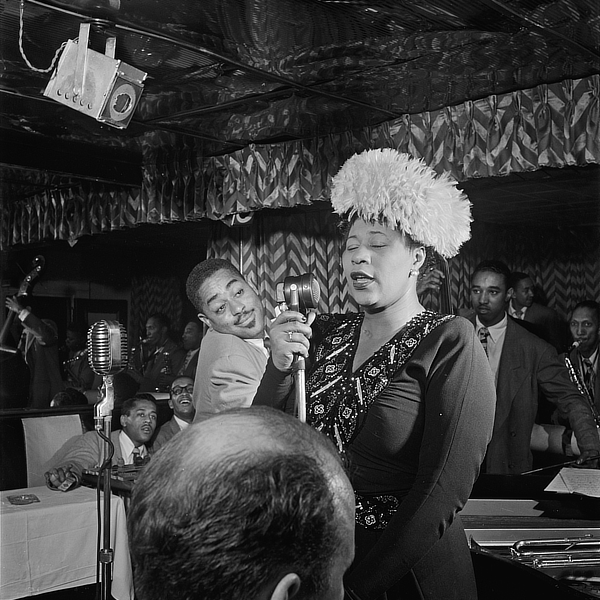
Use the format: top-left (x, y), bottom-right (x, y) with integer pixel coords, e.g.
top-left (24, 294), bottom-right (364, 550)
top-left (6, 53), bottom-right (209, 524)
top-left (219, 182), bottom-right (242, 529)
top-left (167, 398), bottom-right (174, 410)
top-left (270, 573), bottom-right (301, 600)
top-left (197, 313), bottom-right (212, 331)
top-left (507, 286), bottom-right (515, 300)
top-left (120, 413), bottom-right (128, 428)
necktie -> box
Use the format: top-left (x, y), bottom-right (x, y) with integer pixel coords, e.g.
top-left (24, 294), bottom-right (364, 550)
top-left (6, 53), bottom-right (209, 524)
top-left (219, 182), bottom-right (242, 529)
top-left (132, 447), bottom-right (145, 466)
top-left (582, 358), bottom-right (595, 401)
top-left (478, 327), bottom-right (490, 357)
top-left (178, 350), bottom-right (194, 375)
top-left (514, 309), bottom-right (523, 320)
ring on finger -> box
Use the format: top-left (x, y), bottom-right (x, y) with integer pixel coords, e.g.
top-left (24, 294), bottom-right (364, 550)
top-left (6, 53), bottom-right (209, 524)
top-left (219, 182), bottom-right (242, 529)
top-left (287, 330), bottom-right (294, 341)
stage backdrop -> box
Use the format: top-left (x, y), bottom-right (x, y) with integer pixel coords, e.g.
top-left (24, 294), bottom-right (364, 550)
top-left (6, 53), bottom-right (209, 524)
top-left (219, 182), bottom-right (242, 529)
top-left (207, 206), bottom-right (599, 324)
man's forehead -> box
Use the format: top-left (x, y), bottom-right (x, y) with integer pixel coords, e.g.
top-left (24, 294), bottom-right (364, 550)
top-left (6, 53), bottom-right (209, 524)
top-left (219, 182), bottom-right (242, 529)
top-left (516, 278), bottom-right (534, 289)
top-left (472, 271), bottom-right (505, 287)
top-left (200, 272), bottom-right (243, 303)
top-left (172, 377), bottom-right (193, 389)
top-left (129, 401), bottom-right (157, 413)
top-left (572, 308), bottom-right (598, 323)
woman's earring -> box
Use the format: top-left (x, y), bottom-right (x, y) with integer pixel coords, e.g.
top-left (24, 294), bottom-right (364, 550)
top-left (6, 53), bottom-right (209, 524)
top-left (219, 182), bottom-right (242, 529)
top-left (409, 268), bottom-right (419, 278)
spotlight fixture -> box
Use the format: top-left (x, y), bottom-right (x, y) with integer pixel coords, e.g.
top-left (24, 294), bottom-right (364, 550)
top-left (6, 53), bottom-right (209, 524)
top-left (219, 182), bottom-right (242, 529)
top-left (44, 22), bottom-right (147, 129)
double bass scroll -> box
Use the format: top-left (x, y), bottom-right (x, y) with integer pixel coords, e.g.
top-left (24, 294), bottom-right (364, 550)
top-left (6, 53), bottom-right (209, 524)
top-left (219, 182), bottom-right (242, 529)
top-left (0, 255), bottom-right (46, 354)
top-left (0, 256), bottom-right (45, 409)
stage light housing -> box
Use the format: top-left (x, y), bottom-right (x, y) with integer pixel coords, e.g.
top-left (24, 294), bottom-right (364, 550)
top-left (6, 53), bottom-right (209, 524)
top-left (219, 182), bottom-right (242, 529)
top-left (43, 23), bottom-right (147, 130)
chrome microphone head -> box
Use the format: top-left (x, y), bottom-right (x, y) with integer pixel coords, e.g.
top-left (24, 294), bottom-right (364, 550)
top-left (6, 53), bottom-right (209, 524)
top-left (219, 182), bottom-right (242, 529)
top-left (283, 273), bottom-right (320, 313)
top-left (87, 320), bottom-right (128, 376)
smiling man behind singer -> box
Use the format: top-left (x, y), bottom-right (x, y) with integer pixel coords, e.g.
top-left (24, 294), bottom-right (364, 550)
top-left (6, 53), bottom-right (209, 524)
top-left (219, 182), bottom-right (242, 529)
top-left (185, 259), bottom-right (269, 421)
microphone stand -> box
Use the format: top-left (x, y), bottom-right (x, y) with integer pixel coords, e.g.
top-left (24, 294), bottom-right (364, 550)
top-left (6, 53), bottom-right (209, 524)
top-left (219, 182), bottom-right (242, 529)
top-left (288, 284), bottom-right (307, 422)
top-left (94, 375), bottom-right (115, 600)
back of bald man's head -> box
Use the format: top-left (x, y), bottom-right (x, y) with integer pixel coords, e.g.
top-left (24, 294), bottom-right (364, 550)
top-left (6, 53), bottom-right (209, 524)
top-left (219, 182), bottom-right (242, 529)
top-left (128, 406), bottom-right (352, 600)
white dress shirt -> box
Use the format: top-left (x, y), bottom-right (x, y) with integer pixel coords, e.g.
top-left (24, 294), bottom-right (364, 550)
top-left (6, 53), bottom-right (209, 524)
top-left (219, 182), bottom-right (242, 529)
top-left (246, 337), bottom-right (270, 358)
top-left (119, 431), bottom-right (148, 465)
top-left (508, 301), bottom-right (528, 320)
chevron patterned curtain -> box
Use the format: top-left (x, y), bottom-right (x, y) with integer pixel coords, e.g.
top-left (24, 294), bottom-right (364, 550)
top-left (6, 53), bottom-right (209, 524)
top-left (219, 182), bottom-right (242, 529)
top-left (208, 209), bottom-right (358, 320)
top-left (209, 209), bottom-right (598, 324)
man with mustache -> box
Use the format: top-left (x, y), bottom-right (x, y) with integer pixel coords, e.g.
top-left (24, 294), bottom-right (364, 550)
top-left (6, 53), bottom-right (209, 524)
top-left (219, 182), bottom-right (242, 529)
top-left (152, 376), bottom-right (196, 451)
top-left (560, 300), bottom-right (600, 421)
top-left (43, 396), bottom-right (157, 490)
top-left (468, 260), bottom-right (599, 473)
top-left (186, 259), bottom-right (268, 420)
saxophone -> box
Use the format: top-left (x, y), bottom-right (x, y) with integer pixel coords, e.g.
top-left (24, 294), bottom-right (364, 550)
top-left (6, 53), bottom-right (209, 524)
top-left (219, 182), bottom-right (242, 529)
top-left (564, 341), bottom-right (600, 427)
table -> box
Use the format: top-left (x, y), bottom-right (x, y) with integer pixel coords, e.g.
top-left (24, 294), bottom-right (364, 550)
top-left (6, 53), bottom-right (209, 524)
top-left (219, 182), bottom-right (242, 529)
top-left (0, 486), bottom-right (133, 600)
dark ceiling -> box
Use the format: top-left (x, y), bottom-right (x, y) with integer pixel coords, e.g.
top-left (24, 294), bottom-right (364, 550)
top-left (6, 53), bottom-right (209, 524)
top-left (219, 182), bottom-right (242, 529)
top-left (1, 0), bottom-right (599, 233)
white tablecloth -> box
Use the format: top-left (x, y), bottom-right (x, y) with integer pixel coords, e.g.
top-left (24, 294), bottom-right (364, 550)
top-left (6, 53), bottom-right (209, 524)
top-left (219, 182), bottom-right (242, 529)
top-left (0, 486), bottom-right (133, 600)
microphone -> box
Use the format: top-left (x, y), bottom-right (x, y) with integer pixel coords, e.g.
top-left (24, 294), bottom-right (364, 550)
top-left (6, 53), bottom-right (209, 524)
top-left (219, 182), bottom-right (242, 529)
top-left (276, 274), bottom-right (320, 423)
top-left (87, 320), bottom-right (128, 424)
top-left (280, 273), bottom-right (321, 314)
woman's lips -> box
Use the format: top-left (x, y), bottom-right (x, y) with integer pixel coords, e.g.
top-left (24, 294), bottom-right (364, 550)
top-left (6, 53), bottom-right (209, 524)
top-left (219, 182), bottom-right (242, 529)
top-left (350, 272), bottom-right (373, 290)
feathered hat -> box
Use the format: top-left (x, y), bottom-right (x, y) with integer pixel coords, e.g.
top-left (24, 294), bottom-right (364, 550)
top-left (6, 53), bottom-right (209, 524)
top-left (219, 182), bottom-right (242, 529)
top-left (330, 148), bottom-right (472, 258)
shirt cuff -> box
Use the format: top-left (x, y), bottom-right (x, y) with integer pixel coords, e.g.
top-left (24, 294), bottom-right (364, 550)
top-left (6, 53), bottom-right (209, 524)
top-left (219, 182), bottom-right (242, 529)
top-left (18, 309), bottom-right (30, 321)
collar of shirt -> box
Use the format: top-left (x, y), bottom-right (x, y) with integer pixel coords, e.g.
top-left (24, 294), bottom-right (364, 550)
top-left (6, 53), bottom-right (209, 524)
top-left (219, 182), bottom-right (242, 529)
top-left (476, 314), bottom-right (507, 342)
top-left (119, 430), bottom-right (147, 465)
top-left (508, 302), bottom-right (528, 319)
top-left (173, 415), bottom-right (191, 430)
top-left (246, 337), bottom-right (270, 358)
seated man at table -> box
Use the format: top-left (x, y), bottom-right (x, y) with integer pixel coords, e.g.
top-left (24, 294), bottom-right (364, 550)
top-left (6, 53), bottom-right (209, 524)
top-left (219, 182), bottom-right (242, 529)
top-left (44, 396), bottom-right (158, 490)
top-left (152, 376), bottom-right (195, 451)
top-left (128, 406), bottom-right (355, 600)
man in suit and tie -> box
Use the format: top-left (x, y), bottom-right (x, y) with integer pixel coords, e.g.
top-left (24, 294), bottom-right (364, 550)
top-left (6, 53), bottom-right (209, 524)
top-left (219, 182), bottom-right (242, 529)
top-left (468, 260), bottom-right (599, 474)
top-left (186, 259), bottom-right (269, 420)
top-left (152, 376), bottom-right (195, 451)
top-left (507, 271), bottom-right (566, 352)
top-left (561, 300), bottom-right (600, 423)
top-left (43, 396), bottom-right (158, 490)
top-left (177, 320), bottom-right (202, 378)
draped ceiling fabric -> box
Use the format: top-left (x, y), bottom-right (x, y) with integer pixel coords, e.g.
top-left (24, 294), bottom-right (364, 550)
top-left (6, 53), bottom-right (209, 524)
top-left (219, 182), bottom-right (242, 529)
top-left (2, 74), bottom-right (598, 250)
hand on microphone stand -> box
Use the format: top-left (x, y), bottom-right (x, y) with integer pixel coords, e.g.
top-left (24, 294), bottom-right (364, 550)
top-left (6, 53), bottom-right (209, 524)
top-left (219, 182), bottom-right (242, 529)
top-left (266, 310), bottom-right (314, 373)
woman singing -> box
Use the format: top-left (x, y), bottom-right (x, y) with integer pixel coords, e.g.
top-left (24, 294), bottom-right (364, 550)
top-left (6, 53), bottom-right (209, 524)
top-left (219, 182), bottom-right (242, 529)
top-left (254, 149), bottom-right (496, 600)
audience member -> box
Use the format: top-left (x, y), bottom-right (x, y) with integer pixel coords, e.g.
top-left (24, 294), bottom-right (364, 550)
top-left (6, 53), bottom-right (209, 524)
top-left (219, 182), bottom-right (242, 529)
top-left (468, 260), bottom-right (600, 473)
top-left (128, 406), bottom-right (355, 600)
top-left (129, 313), bottom-right (185, 392)
top-left (186, 258), bottom-right (268, 420)
top-left (5, 296), bottom-right (63, 408)
top-left (176, 320), bottom-right (202, 377)
top-left (254, 149), bottom-right (495, 600)
top-left (152, 376), bottom-right (196, 451)
top-left (508, 271), bottom-right (566, 351)
top-left (43, 396), bottom-right (157, 490)
top-left (62, 321), bottom-right (97, 391)
top-left (560, 300), bottom-right (600, 423)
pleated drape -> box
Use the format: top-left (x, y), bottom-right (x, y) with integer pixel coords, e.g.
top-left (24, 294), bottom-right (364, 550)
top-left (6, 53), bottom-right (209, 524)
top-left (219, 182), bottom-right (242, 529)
top-left (2, 75), bottom-right (598, 250)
